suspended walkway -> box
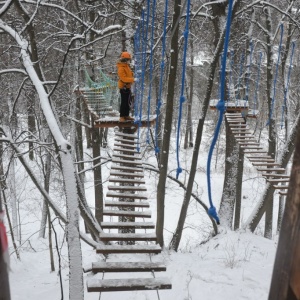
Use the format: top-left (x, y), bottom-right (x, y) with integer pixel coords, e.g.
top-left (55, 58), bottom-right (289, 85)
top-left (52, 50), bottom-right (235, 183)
top-left (86, 131), bottom-right (172, 293)
top-left (225, 112), bottom-right (290, 195)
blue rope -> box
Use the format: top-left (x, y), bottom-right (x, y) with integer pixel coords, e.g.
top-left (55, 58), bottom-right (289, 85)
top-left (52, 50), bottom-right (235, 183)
top-left (267, 23), bottom-right (284, 126)
top-left (155, 0), bottom-right (168, 154)
top-left (146, 0), bottom-right (157, 144)
top-left (281, 41), bottom-right (295, 129)
top-left (254, 52), bottom-right (263, 116)
top-left (206, 0), bottom-right (234, 225)
top-left (176, 0), bottom-right (191, 179)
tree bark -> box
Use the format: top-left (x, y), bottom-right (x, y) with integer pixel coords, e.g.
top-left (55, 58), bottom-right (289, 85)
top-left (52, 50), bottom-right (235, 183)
top-left (156, 0), bottom-right (181, 247)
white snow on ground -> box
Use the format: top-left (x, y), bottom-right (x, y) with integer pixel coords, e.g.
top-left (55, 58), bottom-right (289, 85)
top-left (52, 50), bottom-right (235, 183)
top-left (8, 124), bottom-right (279, 300)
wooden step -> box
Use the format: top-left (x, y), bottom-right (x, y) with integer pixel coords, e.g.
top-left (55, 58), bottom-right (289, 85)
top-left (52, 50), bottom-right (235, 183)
top-left (100, 232), bottom-right (157, 242)
top-left (243, 150), bottom-right (268, 154)
top-left (246, 155), bottom-right (271, 159)
top-left (101, 222), bottom-right (155, 229)
top-left (279, 191), bottom-right (288, 196)
top-left (114, 147), bottom-right (139, 154)
top-left (110, 171), bottom-right (144, 178)
top-left (267, 178), bottom-right (290, 183)
top-left (231, 128), bottom-right (250, 132)
top-left (240, 146), bottom-right (263, 149)
top-left (87, 277), bottom-right (172, 292)
top-left (238, 142), bottom-right (260, 146)
top-left (91, 262), bottom-right (166, 273)
top-left (235, 137), bottom-right (257, 141)
top-left (112, 158), bottom-right (143, 166)
top-left (109, 178), bottom-right (146, 184)
top-left (273, 185), bottom-right (289, 190)
top-left (96, 244), bottom-right (161, 254)
top-left (103, 210), bottom-right (151, 218)
top-left (105, 200), bottom-right (150, 208)
top-left (115, 132), bottom-right (138, 139)
top-left (115, 138), bottom-right (137, 145)
top-left (257, 168), bottom-right (286, 172)
top-left (113, 153), bottom-right (141, 160)
top-left (232, 132), bottom-right (253, 135)
top-left (108, 185), bottom-right (147, 192)
top-left (106, 191), bottom-right (147, 199)
top-left (262, 173), bottom-right (290, 178)
top-left (252, 162), bottom-right (280, 167)
top-left (248, 158), bottom-right (274, 162)
top-left (114, 142), bottom-right (136, 149)
top-left (111, 165), bottom-right (143, 172)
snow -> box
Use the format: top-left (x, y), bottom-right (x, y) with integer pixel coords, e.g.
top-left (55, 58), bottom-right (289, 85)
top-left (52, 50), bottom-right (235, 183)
top-left (6, 125), bottom-right (280, 300)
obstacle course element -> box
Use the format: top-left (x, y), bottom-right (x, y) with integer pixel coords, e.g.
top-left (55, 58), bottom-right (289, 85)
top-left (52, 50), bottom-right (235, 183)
top-left (86, 131), bottom-right (171, 293)
top-left (226, 112), bottom-right (290, 195)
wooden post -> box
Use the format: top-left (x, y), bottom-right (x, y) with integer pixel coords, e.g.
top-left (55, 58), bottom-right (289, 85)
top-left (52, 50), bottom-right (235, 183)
top-left (268, 127), bottom-right (300, 300)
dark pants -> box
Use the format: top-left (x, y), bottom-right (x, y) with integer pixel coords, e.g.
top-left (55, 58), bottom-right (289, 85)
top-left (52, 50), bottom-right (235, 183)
top-left (119, 88), bottom-right (132, 117)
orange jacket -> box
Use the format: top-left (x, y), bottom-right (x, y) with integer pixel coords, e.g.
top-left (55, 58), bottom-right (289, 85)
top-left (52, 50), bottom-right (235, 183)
top-left (117, 61), bottom-right (134, 89)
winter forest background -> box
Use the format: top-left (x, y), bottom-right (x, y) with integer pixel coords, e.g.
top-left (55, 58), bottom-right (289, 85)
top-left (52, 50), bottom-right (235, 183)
top-left (1, 0), bottom-right (300, 299)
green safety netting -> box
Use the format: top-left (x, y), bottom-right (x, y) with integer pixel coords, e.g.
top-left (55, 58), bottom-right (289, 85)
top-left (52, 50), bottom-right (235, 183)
top-left (83, 69), bottom-right (119, 116)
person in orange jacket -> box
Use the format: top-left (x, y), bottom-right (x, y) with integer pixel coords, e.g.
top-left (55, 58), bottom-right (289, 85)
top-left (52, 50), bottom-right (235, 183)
top-left (117, 51), bottom-right (136, 122)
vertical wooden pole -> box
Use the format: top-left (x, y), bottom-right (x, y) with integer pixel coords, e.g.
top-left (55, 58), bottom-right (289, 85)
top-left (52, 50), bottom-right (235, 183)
top-left (268, 127), bottom-right (300, 300)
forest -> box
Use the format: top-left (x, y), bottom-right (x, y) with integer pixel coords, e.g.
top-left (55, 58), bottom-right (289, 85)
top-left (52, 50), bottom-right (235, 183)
top-left (0, 0), bottom-right (300, 299)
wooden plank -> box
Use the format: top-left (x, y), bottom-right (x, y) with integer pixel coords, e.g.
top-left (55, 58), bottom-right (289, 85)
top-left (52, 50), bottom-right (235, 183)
top-left (96, 244), bottom-right (161, 254)
top-left (108, 185), bottom-right (147, 192)
top-left (100, 222), bottom-right (155, 229)
top-left (252, 162), bottom-right (280, 167)
top-left (257, 168), bottom-right (286, 172)
top-left (100, 232), bottom-right (157, 242)
top-left (109, 178), bottom-right (146, 184)
top-left (262, 173), bottom-right (290, 178)
top-left (246, 155), bottom-right (271, 159)
top-left (273, 185), bottom-right (289, 190)
top-left (278, 191), bottom-right (288, 196)
top-left (87, 277), bottom-right (172, 292)
top-left (248, 158), bottom-right (274, 162)
top-left (238, 142), bottom-right (260, 146)
top-left (110, 171), bottom-right (144, 178)
top-left (240, 146), bottom-right (263, 149)
top-left (106, 191), bottom-right (147, 199)
top-left (103, 210), bottom-right (151, 218)
top-left (111, 165), bottom-right (143, 172)
top-left (267, 178), bottom-right (290, 183)
top-left (243, 150), bottom-right (268, 154)
top-left (91, 262), bottom-right (166, 273)
top-left (113, 153), bottom-right (141, 160)
top-left (115, 138), bottom-right (137, 145)
top-left (114, 142), bottom-right (136, 149)
top-left (114, 147), bottom-right (139, 154)
top-left (104, 200), bottom-right (150, 208)
top-left (111, 158), bottom-right (143, 166)
top-left (115, 132), bottom-right (138, 139)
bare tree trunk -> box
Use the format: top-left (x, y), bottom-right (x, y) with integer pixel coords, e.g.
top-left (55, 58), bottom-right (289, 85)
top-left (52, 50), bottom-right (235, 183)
top-left (92, 121), bottom-right (103, 223)
top-left (234, 148), bottom-right (244, 230)
top-left (184, 38), bottom-right (194, 149)
top-left (265, 7), bottom-right (276, 239)
top-left (156, 0), bottom-right (181, 247)
top-left (219, 120), bottom-right (239, 228)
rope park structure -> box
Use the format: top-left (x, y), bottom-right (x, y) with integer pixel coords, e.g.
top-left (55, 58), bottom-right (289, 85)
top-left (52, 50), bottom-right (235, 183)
top-left (74, 0), bottom-right (300, 297)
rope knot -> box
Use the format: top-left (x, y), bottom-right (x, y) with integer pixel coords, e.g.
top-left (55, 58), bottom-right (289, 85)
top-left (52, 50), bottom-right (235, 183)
top-left (176, 167), bottom-right (182, 179)
top-left (180, 95), bottom-right (185, 103)
top-left (216, 100), bottom-right (225, 113)
top-left (208, 206), bottom-right (220, 225)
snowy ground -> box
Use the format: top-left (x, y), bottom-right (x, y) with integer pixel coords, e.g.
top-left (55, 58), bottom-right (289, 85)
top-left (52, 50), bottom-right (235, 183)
top-left (8, 124), bottom-right (279, 300)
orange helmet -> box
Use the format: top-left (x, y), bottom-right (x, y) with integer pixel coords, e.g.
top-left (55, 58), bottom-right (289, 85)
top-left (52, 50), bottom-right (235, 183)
top-left (120, 51), bottom-right (132, 59)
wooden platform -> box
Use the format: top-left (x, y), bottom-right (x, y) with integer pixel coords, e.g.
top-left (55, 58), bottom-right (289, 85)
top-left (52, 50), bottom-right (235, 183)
top-left (225, 112), bottom-right (290, 194)
top-left (94, 115), bottom-right (157, 128)
top-left (210, 99), bottom-right (249, 113)
top-left (87, 129), bottom-right (171, 294)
